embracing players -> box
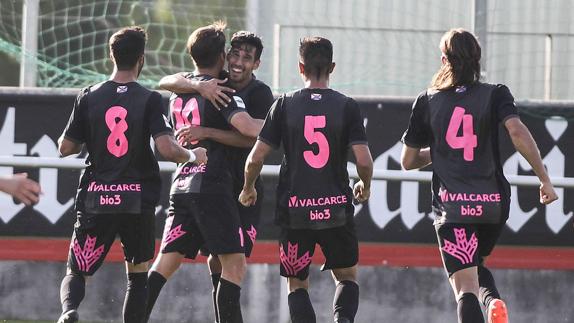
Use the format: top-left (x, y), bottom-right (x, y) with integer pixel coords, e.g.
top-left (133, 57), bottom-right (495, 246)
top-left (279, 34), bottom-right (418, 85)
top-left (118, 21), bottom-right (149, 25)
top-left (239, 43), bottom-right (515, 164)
top-left (145, 22), bottom-right (265, 323)
top-left (56, 26), bottom-right (206, 323)
top-left (158, 30), bottom-right (273, 322)
top-left (240, 37), bottom-right (373, 323)
top-left (401, 28), bottom-right (558, 323)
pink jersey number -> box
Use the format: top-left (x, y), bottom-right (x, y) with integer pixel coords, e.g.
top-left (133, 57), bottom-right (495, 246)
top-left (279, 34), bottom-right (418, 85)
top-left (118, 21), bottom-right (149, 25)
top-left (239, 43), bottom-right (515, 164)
top-left (446, 106), bottom-right (477, 161)
top-left (105, 106), bottom-right (129, 158)
top-left (170, 97), bottom-right (201, 144)
top-left (303, 115), bottom-right (330, 169)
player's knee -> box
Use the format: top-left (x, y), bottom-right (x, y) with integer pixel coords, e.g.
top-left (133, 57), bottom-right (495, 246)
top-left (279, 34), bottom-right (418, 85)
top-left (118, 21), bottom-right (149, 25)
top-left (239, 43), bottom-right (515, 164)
top-left (332, 266), bottom-right (357, 284)
top-left (450, 268), bottom-right (480, 301)
top-left (127, 261), bottom-right (149, 273)
top-left (288, 277), bottom-right (309, 293)
top-left (151, 252), bottom-right (183, 279)
top-left (207, 254), bottom-right (222, 273)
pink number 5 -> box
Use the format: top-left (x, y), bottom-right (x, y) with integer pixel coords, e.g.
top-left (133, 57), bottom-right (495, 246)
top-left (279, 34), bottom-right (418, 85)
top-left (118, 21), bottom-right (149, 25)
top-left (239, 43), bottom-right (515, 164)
top-left (303, 115), bottom-right (330, 168)
top-left (446, 106), bottom-right (477, 161)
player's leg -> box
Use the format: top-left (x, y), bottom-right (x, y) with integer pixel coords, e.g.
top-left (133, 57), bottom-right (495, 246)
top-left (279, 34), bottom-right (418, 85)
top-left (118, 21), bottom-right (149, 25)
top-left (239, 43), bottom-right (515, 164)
top-left (58, 212), bottom-right (118, 323)
top-left (280, 228), bottom-right (316, 323)
top-left (207, 253), bottom-right (222, 322)
top-left (119, 210), bottom-right (156, 323)
top-left (319, 222), bottom-right (360, 323)
top-left (436, 223), bottom-right (484, 323)
top-left (477, 223), bottom-right (508, 323)
top-left (194, 194), bottom-right (245, 323)
top-left (146, 195), bottom-right (203, 322)
top-left (217, 252), bottom-right (246, 323)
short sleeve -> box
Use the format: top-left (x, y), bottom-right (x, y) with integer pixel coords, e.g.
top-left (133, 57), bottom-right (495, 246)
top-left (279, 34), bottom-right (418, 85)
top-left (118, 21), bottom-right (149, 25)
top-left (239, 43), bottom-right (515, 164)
top-left (63, 88), bottom-right (89, 144)
top-left (344, 98), bottom-right (368, 146)
top-left (401, 92), bottom-right (432, 148)
top-left (248, 84), bottom-right (275, 119)
top-left (146, 91), bottom-right (173, 139)
top-left (257, 95), bottom-right (283, 149)
top-left (219, 94), bottom-right (247, 122)
top-left (493, 84), bottom-right (519, 123)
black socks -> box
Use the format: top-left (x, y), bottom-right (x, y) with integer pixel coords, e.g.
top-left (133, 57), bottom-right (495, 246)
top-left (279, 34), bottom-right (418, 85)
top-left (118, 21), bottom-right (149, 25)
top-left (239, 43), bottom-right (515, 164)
top-left (144, 270), bottom-right (167, 322)
top-left (478, 265), bottom-right (500, 309)
top-left (60, 273), bottom-right (86, 314)
top-left (457, 293), bottom-right (485, 323)
top-left (333, 280), bottom-right (359, 323)
top-left (288, 288), bottom-right (316, 323)
top-left (123, 272), bottom-right (148, 323)
top-left (217, 278), bottom-right (243, 323)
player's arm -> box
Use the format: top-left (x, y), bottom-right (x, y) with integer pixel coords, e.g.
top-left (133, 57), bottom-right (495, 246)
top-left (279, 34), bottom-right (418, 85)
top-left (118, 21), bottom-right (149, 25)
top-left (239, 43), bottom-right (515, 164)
top-left (159, 73), bottom-right (234, 109)
top-left (239, 140), bottom-right (273, 206)
top-left (504, 117), bottom-right (557, 204)
top-left (401, 92), bottom-right (432, 170)
top-left (59, 89), bottom-right (87, 157)
top-left (229, 112), bottom-right (265, 138)
top-left (154, 133), bottom-right (207, 165)
top-left (58, 136), bottom-right (83, 157)
top-left (400, 146), bottom-right (431, 170)
top-left (176, 125), bottom-right (255, 148)
top-left (352, 144), bottom-right (373, 202)
top-left (0, 173), bottom-right (41, 206)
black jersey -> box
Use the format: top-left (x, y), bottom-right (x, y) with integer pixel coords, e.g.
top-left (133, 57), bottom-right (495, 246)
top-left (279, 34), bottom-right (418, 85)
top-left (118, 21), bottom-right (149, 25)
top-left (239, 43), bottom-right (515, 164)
top-left (63, 81), bottom-right (173, 213)
top-left (259, 88), bottom-right (368, 230)
top-left (402, 83), bottom-right (519, 224)
top-left (230, 77), bottom-right (274, 195)
top-left (169, 74), bottom-right (245, 195)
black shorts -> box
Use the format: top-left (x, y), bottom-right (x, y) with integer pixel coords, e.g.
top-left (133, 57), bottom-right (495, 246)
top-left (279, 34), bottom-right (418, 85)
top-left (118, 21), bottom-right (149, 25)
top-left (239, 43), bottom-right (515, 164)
top-left (279, 220), bottom-right (358, 280)
top-left (200, 186), bottom-right (263, 258)
top-left (435, 222), bottom-right (505, 276)
top-left (67, 210), bottom-right (155, 276)
top-left (161, 193), bottom-right (244, 258)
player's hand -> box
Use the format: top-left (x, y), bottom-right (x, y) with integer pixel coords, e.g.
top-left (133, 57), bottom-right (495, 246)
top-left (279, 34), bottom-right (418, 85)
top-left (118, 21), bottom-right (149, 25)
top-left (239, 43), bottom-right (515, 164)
top-left (0, 173), bottom-right (41, 206)
top-left (239, 186), bottom-right (257, 207)
top-left (353, 180), bottom-right (370, 203)
top-left (539, 181), bottom-right (558, 205)
top-left (197, 78), bottom-right (235, 110)
top-left (191, 147), bottom-right (208, 165)
top-left (176, 125), bottom-right (206, 145)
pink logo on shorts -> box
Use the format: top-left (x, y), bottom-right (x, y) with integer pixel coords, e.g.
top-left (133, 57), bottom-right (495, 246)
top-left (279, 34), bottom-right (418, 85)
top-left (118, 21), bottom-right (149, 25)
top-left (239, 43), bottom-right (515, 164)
top-left (246, 225), bottom-right (257, 244)
top-left (442, 228), bottom-right (478, 265)
top-left (72, 235), bottom-right (105, 273)
top-left (162, 223), bottom-right (186, 248)
top-left (279, 242), bottom-right (311, 276)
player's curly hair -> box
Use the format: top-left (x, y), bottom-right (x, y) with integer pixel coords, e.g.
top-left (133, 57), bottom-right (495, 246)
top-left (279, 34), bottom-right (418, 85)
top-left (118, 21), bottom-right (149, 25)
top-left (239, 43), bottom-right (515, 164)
top-left (230, 31), bottom-right (264, 61)
top-left (431, 28), bottom-right (481, 90)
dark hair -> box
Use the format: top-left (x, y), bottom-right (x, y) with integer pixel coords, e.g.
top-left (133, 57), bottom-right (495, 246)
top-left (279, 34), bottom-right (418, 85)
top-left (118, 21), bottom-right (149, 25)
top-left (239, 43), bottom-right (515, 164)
top-left (230, 30), bottom-right (264, 61)
top-left (108, 26), bottom-right (147, 71)
top-left (431, 28), bottom-right (481, 90)
top-left (299, 37), bottom-right (333, 80)
top-left (186, 21), bottom-right (227, 68)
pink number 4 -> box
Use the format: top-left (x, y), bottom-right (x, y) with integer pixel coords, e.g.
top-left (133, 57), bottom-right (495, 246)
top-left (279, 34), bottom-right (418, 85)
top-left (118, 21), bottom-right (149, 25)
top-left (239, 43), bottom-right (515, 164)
top-left (446, 106), bottom-right (477, 161)
top-left (303, 115), bottom-right (330, 169)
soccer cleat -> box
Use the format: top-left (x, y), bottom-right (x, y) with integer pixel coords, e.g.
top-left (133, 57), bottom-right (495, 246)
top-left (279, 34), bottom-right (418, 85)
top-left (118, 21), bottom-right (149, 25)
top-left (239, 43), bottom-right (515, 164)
top-left (487, 299), bottom-right (508, 323)
top-left (57, 309), bottom-right (79, 323)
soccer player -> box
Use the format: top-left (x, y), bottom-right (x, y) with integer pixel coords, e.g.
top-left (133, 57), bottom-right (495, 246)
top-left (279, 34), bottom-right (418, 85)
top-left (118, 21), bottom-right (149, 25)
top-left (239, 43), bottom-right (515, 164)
top-left (401, 28), bottom-right (558, 323)
top-left (239, 37), bottom-right (373, 323)
top-left (56, 26), bottom-right (207, 323)
top-left (145, 22), bottom-right (264, 323)
top-left (159, 30), bottom-right (274, 323)
top-left (0, 173), bottom-right (41, 205)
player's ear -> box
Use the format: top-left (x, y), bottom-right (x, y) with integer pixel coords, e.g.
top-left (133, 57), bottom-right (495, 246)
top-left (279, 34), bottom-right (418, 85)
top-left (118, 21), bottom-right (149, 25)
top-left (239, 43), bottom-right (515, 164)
top-left (298, 62), bottom-right (305, 75)
top-left (329, 62), bottom-right (335, 74)
top-left (253, 59), bottom-right (260, 71)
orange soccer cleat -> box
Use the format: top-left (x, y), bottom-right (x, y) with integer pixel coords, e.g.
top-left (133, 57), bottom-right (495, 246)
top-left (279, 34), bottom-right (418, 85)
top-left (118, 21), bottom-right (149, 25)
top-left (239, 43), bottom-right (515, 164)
top-left (487, 299), bottom-right (508, 323)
